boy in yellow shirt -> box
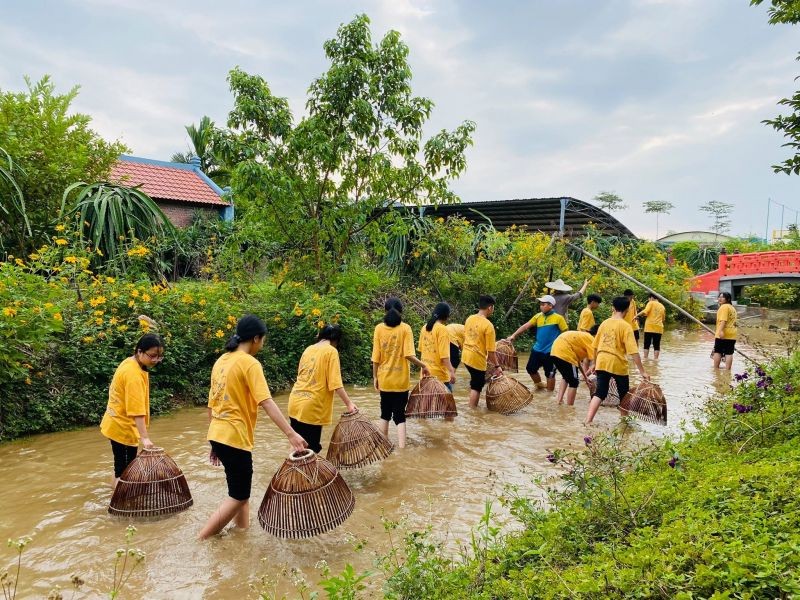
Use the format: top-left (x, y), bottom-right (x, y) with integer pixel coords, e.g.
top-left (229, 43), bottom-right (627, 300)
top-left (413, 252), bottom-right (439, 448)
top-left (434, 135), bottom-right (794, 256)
top-left (578, 294), bottom-right (602, 332)
top-left (637, 292), bottom-right (666, 359)
top-left (712, 292), bottom-right (738, 370)
top-left (446, 322), bottom-right (465, 369)
top-left (462, 295), bottom-right (502, 408)
top-left (585, 297), bottom-right (649, 425)
top-left (551, 327), bottom-right (597, 406)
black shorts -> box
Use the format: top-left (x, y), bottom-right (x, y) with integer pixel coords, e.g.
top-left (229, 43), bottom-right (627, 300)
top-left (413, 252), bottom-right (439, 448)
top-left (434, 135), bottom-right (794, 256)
top-left (633, 329), bottom-right (640, 343)
top-left (290, 418), bottom-right (323, 454)
top-left (209, 440), bottom-right (253, 501)
top-left (110, 440), bottom-right (138, 478)
top-left (380, 390), bottom-right (408, 425)
top-left (593, 371), bottom-right (629, 402)
top-left (465, 364), bottom-right (487, 392)
top-left (552, 356), bottom-right (580, 388)
top-left (643, 332), bottom-right (662, 351)
top-left (450, 343), bottom-right (462, 369)
top-left (713, 338), bottom-right (736, 356)
top-left (526, 350), bottom-right (557, 378)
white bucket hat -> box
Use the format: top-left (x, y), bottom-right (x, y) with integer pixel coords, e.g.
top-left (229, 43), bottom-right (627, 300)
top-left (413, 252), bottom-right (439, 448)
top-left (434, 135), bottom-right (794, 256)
top-left (537, 294), bottom-right (556, 305)
top-left (545, 278), bottom-right (572, 292)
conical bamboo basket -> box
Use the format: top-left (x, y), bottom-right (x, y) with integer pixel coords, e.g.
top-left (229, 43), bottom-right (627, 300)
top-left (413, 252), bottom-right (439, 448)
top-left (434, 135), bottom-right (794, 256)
top-left (108, 447), bottom-right (193, 518)
top-left (619, 380), bottom-right (667, 425)
top-left (492, 339), bottom-right (519, 373)
top-left (258, 449), bottom-right (355, 539)
top-left (326, 409), bottom-right (394, 469)
top-left (406, 376), bottom-right (457, 419)
top-left (600, 377), bottom-right (622, 407)
top-left (485, 374), bottom-right (534, 415)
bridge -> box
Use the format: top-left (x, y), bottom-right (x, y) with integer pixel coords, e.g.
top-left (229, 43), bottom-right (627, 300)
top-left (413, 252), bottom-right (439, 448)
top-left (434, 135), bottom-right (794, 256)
top-left (691, 251), bottom-right (800, 298)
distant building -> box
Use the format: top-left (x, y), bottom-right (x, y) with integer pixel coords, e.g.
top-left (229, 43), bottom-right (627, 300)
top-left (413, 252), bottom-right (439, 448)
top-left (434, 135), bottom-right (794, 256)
top-left (656, 231), bottom-right (735, 246)
top-left (110, 155), bottom-right (233, 228)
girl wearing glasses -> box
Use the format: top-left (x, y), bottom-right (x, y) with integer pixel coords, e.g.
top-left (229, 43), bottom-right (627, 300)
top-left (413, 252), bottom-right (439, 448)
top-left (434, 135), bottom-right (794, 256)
top-left (100, 333), bottom-right (164, 486)
top-left (200, 315), bottom-right (307, 540)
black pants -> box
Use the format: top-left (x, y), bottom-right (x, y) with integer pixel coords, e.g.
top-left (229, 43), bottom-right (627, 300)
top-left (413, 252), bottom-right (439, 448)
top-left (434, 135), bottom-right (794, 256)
top-left (633, 329), bottom-right (640, 344)
top-left (450, 343), bottom-right (461, 369)
top-left (209, 440), bottom-right (253, 501)
top-left (643, 332), bottom-right (662, 351)
top-left (380, 391), bottom-right (408, 425)
top-left (290, 418), bottom-right (323, 454)
top-left (110, 440), bottom-right (138, 478)
top-left (593, 370), bottom-right (629, 402)
top-left (552, 356), bottom-right (580, 388)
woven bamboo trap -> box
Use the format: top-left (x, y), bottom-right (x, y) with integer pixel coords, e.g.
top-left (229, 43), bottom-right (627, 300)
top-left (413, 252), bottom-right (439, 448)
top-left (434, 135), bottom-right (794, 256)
top-left (108, 447), bottom-right (193, 518)
top-left (406, 376), bottom-right (457, 419)
top-left (492, 340), bottom-right (519, 373)
top-left (258, 449), bottom-right (355, 539)
top-left (587, 376), bottom-right (622, 407)
top-left (619, 380), bottom-right (667, 425)
top-left (485, 374), bottom-right (534, 415)
top-left (326, 409), bottom-right (394, 469)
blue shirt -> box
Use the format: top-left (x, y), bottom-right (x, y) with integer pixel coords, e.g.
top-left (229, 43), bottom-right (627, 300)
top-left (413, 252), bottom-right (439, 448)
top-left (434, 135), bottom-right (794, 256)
top-left (528, 311), bottom-right (568, 354)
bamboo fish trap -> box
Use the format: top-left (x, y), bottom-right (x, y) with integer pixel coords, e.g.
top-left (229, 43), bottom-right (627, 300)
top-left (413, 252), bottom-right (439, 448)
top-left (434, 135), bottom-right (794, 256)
top-left (258, 449), bottom-right (355, 539)
top-left (619, 380), bottom-right (667, 425)
top-left (485, 374), bottom-right (534, 415)
top-left (492, 339), bottom-right (519, 373)
top-left (108, 447), bottom-right (193, 518)
top-left (406, 376), bottom-right (457, 419)
top-left (586, 376), bottom-right (622, 407)
top-left (326, 408), bottom-right (394, 469)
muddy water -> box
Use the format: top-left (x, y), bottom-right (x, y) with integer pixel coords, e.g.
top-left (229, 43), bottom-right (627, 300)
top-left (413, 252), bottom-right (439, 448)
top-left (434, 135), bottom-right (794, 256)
top-left (0, 324), bottom-right (794, 598)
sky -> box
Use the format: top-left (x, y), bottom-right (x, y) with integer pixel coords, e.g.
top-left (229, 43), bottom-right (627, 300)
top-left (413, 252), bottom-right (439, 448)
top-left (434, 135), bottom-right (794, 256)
top-left (2, 0), bottom-right (799, 240)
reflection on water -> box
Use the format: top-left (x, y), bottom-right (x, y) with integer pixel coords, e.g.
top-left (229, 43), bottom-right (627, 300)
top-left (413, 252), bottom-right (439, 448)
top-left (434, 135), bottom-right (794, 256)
top-left (0, 324), bottom-right (794, 598)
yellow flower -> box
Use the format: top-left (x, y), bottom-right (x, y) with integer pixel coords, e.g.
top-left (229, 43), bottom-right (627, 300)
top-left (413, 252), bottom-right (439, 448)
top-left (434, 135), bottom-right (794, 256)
top-left (294, 308), bottom-right (303, 316)
top-left (25, 377), bottom-right (32, 385)
top-left (109, 317), bottom-right (119, 326)
top-left (82, 336), bottom-right (95, 343)
top-left (64, 256), bottom-right (78, 264)
top-left (131, 289), bottom-right (140, 298)
top-left (273, 315), bottom-right (282, 322)
top-left (53, 312), bottom-right (62, 321)
top-left (89, 296), bottom-right (107, 307)
top-left (317, 320), bottom-right (325, 329)
top-left (76, 301), bottom-right (84, 309)
top-left (198, 298), bottom-right (206, 306)
top-left (311, 308), bottom-right (322, 317)
top-left (93, 310), bottom-right (104, 316)
top-left (126, 245), bottom-right (150, 258)
top-left (95, 317), bottom-right (104, 326)
top-left (117, 324), bottom-right (129, 332)
top-left (105, 277), bottom-right (116, 284)
top-left (227, 315), bottom-right (236, 323)
top-left (55, 225), bottom-right (65, 232)
top-left (28, 253), bottom-right (40, 260)
top-left (128, 300), bottom-right (135, 308)
top-left (14, 258), bottom-right (24, 267)
top-left (2, 307), bottom-right (17, 317)
top-left (55, 238), bottom-right (68, 246)
top-left (44, 302), bottom-right (54, 309)
top-left (215, 329), bottom-right (224, 338)
top-left (141, 293), bottom-right (151, 302)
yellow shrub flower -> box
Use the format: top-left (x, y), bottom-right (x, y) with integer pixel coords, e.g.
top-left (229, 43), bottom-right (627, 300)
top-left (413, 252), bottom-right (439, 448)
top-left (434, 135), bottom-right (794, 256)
top-left (294, 307), bottom-right (303, 316)
top-left (3, 307), bottom-right (17, 317)
top-left (55, 238), bottom-right (68, 246)
top-left (105, 277), bottom-right (116, 283)
top-left (28, 253), bottom-right (40, 260)
top-left (141, 293), bottom-right (151, 302)
top-left (109, 317), bottom-right (119, 325)
top-left (317, 320), bottom-right (325, 329)
top-left (198, 298), bottom-right (207, 306)
top-left (95, 317), bottom-right (103, 326)
top-left (89, 296), bottom-right (107, 307)
top-left (55, 224), bottom-right (65, 232)
top-left (215, 329), bottom-right (224, 338)
top-left (311, 308), bottom-right (322, 317)
top-left (14, 258), bottom-right (24, 267)
top-left (82, 336), bottom-right (95, 343)
top-left (44, 302), bottom-right (54, 309)
top-left (126, 246), bottom-right (150, 257)
top-left (117, 324), bottom-right (129, 332)
top-left (131, 289), bottom-right (139, 298)
top-left (53, 312), bottom-right (62, 321)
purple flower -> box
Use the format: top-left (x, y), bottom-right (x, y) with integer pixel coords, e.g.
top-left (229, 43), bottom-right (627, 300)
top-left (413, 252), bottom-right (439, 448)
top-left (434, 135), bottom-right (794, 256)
top-left (732, 403), bottom-right (754, 414)
top-left (756, 376), bottom-right (772, 389)
top-left (668, 457), bottom-right (677, 468)
top-left (583, 436), bottom-right (593, 446)
top-left (755, 366), bottom-right (766, 377)
top-left (734, 372), bottom-right (749, 382)
top-left (546, 453), bottom-right (556, 463)
top-left (785, 384), bottom-right (794, 393)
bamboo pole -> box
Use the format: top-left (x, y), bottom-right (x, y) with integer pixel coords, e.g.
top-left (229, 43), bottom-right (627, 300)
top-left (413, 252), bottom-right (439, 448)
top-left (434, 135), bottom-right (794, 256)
top-left (564, 241), bottom-right (758, 365)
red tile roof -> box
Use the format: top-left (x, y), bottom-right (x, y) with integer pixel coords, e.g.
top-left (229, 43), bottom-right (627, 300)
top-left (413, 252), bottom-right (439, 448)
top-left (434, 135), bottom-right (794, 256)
top-left (110, 157), bottom-right (229, 206)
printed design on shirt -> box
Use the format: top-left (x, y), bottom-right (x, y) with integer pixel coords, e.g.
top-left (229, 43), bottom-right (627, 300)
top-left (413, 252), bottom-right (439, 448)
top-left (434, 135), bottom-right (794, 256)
top-left (296, 354), bottom-right (318, 386)
top-left (209, 366), bottom-right (230, 419)
top-left (464, 326), bottom-right (480, 349)
top-left (381, 333), bottom-right (400, 357)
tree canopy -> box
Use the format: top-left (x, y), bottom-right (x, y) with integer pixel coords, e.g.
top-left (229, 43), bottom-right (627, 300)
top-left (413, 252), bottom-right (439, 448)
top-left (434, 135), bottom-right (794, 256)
top-left (592, 191), bottom-right (627, 214)
top-left (0, 76), bottom-right (127, 254)
top-left (212, 14), bottom-right (476, 281)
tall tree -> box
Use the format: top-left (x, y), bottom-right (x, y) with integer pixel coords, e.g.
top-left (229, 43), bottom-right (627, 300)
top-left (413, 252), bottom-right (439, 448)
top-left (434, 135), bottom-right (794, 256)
top-left (699, 200), bottom-right (733, 236)
top-left (213, 14), bottom-right (476, 280)
top-left (642, 200), bottom-right (674, 239)
top-left (751, 0), bottom-right (800, 174)
top-left (0, 76), bottom-right (127, 253)
top-left (171, 115), bottom-right (229, 185)
top-left (592, 191), bottom-right (627, 214)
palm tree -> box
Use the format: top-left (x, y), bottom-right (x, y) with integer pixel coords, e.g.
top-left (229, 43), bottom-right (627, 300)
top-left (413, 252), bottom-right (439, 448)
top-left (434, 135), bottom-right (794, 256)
top-left (171, 116), bottom-right (229, 185)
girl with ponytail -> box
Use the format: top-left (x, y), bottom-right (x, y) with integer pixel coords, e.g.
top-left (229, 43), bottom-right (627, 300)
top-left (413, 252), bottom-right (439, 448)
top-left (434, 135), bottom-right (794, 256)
top-left (200, 315), bottom-right (306, 540)
top-left (418, 302), bottom-right (456, 390)
top-left (371, 297), bottom-right (430, 448)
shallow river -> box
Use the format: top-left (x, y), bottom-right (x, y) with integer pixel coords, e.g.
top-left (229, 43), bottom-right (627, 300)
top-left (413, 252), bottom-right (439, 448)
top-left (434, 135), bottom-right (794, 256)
top-left (0, 323), bottom-right (794, 598)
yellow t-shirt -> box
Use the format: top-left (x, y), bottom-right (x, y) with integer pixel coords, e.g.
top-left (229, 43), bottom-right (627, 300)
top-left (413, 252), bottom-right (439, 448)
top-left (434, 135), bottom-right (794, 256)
top-left (207, 351), bottom-right (272, 452)
top-left (624, 299), bottom-right (639, 331)
top-left (716, 304), bottom-right (738, 340)
top-left (372, 322), bottom-right (415, 392)
top-left (288, 343), bottom-right (344, 426)
top-left (593, 318), bottom-right (639, 376)
top-left (418, 322), bottom-right (451, 383)
top-left (461, 313), bottom-right (497, 371)
top-left (641, 300), bottom-right (666, 334)
top-left (100, 357), bottom-right (150, 447)
top-left (577, 307), bottom-right (595, 332)
top-left (446, 323), bottom-right (465, 348)
top-left (551, 331), bottom-right (596, 366)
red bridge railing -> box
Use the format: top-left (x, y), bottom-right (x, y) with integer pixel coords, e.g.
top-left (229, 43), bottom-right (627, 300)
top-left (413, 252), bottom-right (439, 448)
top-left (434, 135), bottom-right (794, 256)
top-left (691, 250), bottom-right (800, 294)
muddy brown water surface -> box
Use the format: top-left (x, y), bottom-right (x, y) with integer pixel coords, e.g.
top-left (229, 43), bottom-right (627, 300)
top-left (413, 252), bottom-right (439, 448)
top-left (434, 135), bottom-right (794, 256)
top-left (1, 322), bottom-right (795, 598)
